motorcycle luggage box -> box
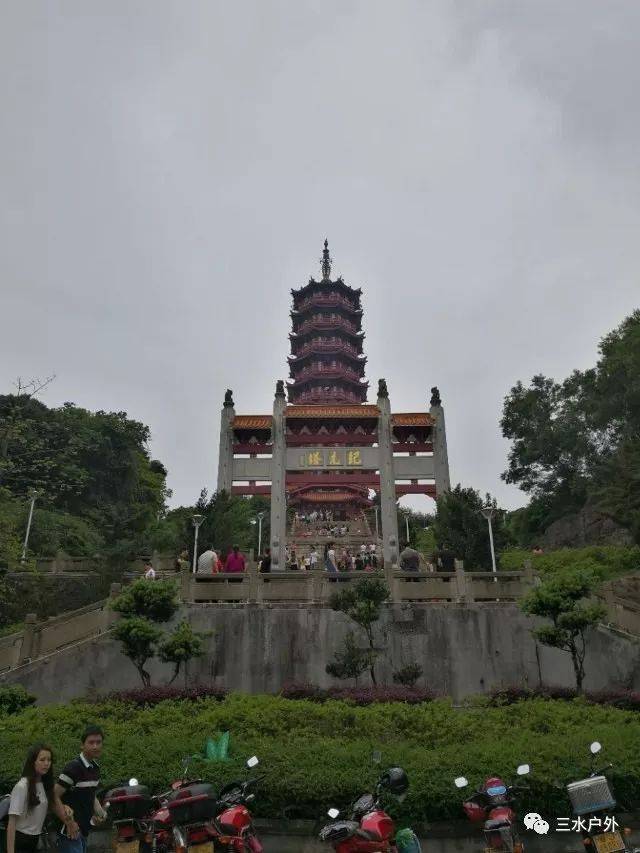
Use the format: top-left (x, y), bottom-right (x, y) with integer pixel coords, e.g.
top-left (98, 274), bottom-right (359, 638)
top-left (105, 785), bottom-right (152, 820)
top-left (319, 820), bottom-right (359, 843)
top-left (167, 783), bottom-right (217, 825)
top-left (567, 777), bottom-right (616, 816)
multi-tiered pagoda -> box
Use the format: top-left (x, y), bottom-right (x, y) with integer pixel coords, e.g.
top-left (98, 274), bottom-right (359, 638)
top-left (287, 240), bottom-right (368, 406)
top-left (216, 240), bottom-right (451, 569)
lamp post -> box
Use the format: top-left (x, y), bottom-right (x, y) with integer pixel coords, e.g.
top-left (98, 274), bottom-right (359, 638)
top-left (251, 511), bottom-right (266, 557)
top-left (479, 503), bottom-right (498, 576)
top-left (21, 489), bottom-right (41, 564)
top-left (373, 505), bottom-right (379, 539)
top-left (191, 514), bottom-right (204, 574)
top-left (404, 515), bottom-right (410, 545)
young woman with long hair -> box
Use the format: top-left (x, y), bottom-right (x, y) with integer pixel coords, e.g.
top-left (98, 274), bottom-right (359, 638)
top-left (7, 744), bottom-right (76, 853)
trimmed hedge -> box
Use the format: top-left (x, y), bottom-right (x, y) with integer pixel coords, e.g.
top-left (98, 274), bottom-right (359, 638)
top-left (489, 686), bottom-right (640, 711)
top-left (0, 694), bottom-right (638, 822)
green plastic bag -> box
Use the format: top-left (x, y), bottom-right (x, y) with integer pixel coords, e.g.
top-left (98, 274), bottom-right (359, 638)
top-left (395, 828), bottom-right (422, 852)
top-left (195, 731), bottom-right (231, 762)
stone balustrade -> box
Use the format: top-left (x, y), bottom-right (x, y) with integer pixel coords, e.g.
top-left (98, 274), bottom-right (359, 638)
top-left (184, 563), bottom-right (537, 605)
top-left (0, 584), bottom-right (121, 674)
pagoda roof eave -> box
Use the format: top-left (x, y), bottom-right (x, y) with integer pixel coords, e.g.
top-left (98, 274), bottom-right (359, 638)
top-left (291, 278), bottom-right (363, 298)
top-left (232, 410), bottom-right (435, 427)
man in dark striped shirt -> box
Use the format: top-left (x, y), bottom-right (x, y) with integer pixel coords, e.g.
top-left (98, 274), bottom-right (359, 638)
top-left (54, 726), bottom-right (107, 853)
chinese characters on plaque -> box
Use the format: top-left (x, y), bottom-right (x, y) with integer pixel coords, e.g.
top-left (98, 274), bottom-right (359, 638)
top-left (300, 449), bottom-right (363, 468)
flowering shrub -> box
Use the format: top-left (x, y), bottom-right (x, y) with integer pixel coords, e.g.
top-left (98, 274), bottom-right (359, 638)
top-left (279, 682), bottom-right (434, 704)
top-left (95, 684), bottom-right (227, 706)
top-left (488, 685), bottom-right (640, 710)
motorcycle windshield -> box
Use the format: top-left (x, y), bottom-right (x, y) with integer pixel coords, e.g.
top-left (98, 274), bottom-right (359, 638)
top-left (486, 786), bottom-right (507, 797)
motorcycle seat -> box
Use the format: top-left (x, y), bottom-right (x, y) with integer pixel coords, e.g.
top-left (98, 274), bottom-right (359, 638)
top-left (485, 818), bottom-right (512, 830)
top-left (356, 828), bottom-right (382, 841)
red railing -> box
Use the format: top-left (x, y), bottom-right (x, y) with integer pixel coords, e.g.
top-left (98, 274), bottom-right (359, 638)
top-left (292, 317), bottom-right (361, 337)
top-left (293, 294), bottom-right (361, 314)
top-left (289, 341), bottom-right (365, 360)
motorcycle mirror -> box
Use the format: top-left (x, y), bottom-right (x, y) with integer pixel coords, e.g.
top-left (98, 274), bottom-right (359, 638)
top-left (128, 778), bottom-right (139, 787)
top-left (454, 777), bottom-right (469, 789)
top-left (372, 750), bottom-right (382, 765)
top-left (516, 765), bottom-right (530, 776)
top-left (247, 756), bottom-right (259, 769)
top-left (590, 742), bottom-right (602, 755)
top-left (328, 808), bottom-right (340, 819)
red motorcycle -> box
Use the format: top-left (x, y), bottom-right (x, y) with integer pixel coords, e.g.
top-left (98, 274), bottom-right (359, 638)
top-left (105, 757), bottom-right (263, 853)
top-left (319, 767), bottom-right (419, 852)
top-left (454, 764), bottom-right (531, 852)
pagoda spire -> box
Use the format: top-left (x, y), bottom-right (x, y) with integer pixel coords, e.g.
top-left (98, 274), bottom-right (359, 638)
top-left (321, 238), bottom-right (332, 280)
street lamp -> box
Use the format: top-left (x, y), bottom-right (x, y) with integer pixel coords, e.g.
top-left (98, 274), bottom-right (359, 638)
top-left (191, 514), bottom-right (204, 574)
top-left (21, 488), bottom-right (42, 564)
top-left (479, 503), bottom-right (498, 576)
top-left (250, 511), bottom-right (266, 556)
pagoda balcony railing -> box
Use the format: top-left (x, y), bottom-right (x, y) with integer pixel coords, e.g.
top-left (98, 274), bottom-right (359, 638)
top-left (290, 389), bottom-right (366, 405)
top-left (293, 294), bottom-right (362, 315)
top-left (292, 365), bottom-right (367, 383)
top-left (292, 317), bottom-right (362, 337)
top-left (285, 434), bottom-right (377, 447)
top-left (289, 341), bottom-right (365, 360)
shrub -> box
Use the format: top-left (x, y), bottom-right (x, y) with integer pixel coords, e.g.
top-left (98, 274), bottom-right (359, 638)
top-left (499, 545), bottom-right (640, 579)
top-left (488, 685), bottom-right (640, 711)
top-left (279, 683), bottom-right (434, 705)
top-left (0, 694), bottom-right (638, 821)
top-left (392, 663), bottom-right (424, 688)
top-left (93, 685), bottom-right (228, 706)
top-left (0, 684), bottom-right (37, 716)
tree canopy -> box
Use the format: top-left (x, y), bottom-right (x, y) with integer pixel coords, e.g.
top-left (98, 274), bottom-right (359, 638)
top-left (0, 394), bottom-right (169, 560)
top-left (432, 485), bottom-right (511, 569)
top-left (501, 310), bottom-right (640, 542)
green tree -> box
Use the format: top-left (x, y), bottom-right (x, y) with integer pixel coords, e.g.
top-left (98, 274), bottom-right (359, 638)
top-left (328, 578), bottom-right (388, 685)
top-left (433, 486), bottom-right (511, 569)
top-left (110, 578), bottom-right (179, 622)
top-left (111, 579), bottom-right (181, 686)
top-left (520, 570), bottom-right (606, 692)
top-left (0, 396), bottom-right (169, 551)
top-left (501, 310), bottom-right (640, 542)
top-left (326, 631), bottom-right (374, 685)
top-left (112, 617), bottom-right (163, 687)
top-left (158, 620), bottom-right (208, 686)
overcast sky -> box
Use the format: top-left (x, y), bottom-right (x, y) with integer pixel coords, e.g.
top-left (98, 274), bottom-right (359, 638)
top-left (1, 1), bottom-right (639, 513)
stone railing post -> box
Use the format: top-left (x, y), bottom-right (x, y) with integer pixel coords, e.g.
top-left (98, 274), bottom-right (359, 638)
top-left (522, 560), bottom-right (537, 593)
top-left (105, 583), bottom-right (121, 629)
top-left (310, 568), bottom-right (323, 604)
top-left (19, 613), bottom-right (38, 663)
top-left (455, 562), bottom-right (471, 603)
top-left (247, 562), bottom-right (259, 604)
top-left (180, 564), bottom-right (193, 602)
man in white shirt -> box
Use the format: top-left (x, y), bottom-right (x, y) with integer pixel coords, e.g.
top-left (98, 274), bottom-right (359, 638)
top-left (143, 563), bottom-right (156, 580)
top-left (197, 547), bottom-right (217, 574)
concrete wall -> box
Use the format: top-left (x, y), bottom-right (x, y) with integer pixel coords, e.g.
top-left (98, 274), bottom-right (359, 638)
top-left (6, 603), bottom-right (639, 704)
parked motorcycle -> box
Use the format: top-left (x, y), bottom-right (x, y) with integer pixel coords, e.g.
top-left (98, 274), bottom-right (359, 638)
top-left (454, 763), bottom-right (531, 852)
top-left (105, 755), bottom-right (263, 853)
top-left (153, 756), bottom-right (264, 853)
top-left (319, 766), bottom-right (421, 852)
top-left (104, 778), bottom-right (155, 853)
top-left (566, 741), bottom-right (639, 853)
